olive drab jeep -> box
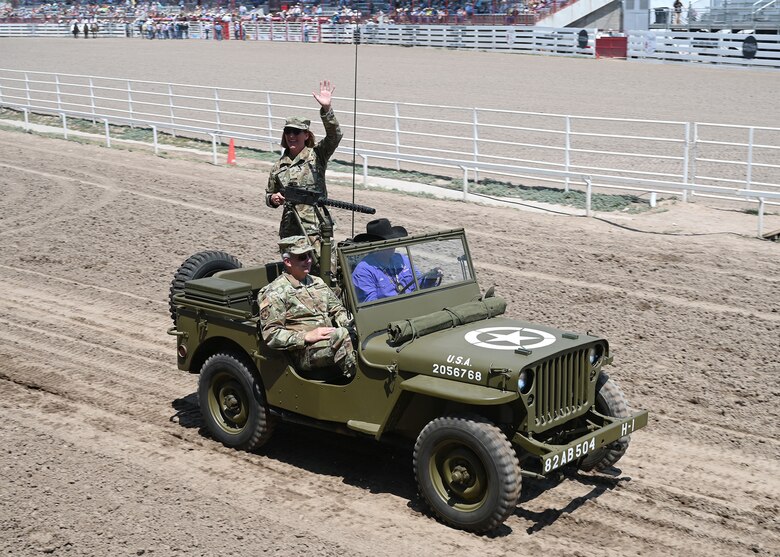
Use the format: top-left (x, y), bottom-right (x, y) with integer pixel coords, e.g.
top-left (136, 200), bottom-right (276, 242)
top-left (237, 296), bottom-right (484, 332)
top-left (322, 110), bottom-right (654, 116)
top-left (167, 195), bottom-right (648, 533)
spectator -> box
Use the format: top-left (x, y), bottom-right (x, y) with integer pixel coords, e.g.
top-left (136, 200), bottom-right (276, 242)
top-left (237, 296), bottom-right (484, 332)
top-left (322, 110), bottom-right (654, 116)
top-left (673, 0), bottom-right (683, 24)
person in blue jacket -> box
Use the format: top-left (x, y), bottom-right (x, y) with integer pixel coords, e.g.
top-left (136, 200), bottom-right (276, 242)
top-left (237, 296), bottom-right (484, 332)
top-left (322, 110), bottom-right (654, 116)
top-left (351, 219), bottom-right (441, 303)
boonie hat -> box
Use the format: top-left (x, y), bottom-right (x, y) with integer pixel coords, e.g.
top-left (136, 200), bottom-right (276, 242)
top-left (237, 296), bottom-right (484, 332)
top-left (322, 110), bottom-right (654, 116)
top-left (353, 218), bottom-right (408, 242)
top-left (279, 235), bottom-right (315, 255)
top-left (283, 117), bottom-right (311, 131)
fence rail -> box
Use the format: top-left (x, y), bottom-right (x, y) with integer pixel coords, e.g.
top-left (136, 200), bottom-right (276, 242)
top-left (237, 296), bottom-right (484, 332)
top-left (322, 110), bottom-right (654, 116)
top-left (1, 68), bottom-right (778, 236)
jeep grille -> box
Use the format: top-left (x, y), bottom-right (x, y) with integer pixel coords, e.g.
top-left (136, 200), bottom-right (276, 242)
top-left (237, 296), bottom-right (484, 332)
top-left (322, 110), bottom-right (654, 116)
top-left (530, 350), bottom-right (590, 428)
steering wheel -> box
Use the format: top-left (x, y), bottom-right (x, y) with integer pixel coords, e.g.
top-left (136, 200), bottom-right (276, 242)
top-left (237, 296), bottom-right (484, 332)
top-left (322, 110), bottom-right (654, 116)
top-left (397, 268), bottom-right (443, 295)
top-left (421, 268), bottom-right (443, 288)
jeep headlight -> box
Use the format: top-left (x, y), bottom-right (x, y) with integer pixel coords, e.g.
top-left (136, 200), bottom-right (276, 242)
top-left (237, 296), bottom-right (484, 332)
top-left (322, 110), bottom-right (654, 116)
top-left (517, 369), bottom-right (533, 394)
top-left (588, 344), bottom-right (604, 367)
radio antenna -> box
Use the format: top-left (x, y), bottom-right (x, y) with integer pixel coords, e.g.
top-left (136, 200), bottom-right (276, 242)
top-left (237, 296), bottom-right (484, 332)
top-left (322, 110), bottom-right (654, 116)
top-left (351, 26), bottom-right (359, 236)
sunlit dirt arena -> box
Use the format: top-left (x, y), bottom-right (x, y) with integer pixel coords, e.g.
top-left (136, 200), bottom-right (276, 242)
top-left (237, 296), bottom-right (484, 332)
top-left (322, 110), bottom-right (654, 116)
top-left (0, 38), bottom-right (779, 556)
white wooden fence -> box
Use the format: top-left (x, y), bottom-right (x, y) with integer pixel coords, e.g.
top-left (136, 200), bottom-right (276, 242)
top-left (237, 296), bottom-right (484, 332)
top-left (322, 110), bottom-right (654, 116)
top-left (0, 21), bottom-right (596, 57)
top-left (628, 30), bottom-right (780, 69)
top-left (5, 21), bottom-right (780, 70)
top-left (325, 24), bottom-right (597, 57)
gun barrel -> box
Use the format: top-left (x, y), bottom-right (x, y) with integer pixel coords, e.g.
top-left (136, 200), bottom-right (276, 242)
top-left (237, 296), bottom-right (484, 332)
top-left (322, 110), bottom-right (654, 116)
top-left (323, 198), bottom-right (376, 215)
top-left (280, 185), bottom-right (376, 215)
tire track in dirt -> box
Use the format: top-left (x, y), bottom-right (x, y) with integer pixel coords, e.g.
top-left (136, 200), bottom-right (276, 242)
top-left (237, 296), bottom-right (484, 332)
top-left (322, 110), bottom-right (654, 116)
top-left (477, 262), bottom-right (780, 322)
top-left (5, 149), bottom-right (775, 324)
top-left (3, 287), bottom-right (169, 352)
top-left (1, 381), bottom-right (518, 557)
top-left (0, 385), bottom-right (379, 557)
top-left (0, 161), bottom-right (275, 226)
top-left (0, 165), bottom-right (82, 233)
top-left (0, 264), bottom-right (167, 305)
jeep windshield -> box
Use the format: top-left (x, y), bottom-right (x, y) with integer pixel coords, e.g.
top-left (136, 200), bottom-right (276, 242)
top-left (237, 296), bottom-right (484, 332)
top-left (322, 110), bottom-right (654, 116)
top-left (343, 229), bottom-right (476, 309)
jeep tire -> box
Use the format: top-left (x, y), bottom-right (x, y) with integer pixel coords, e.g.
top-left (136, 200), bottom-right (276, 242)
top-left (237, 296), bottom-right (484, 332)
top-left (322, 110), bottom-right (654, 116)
top-left (198, 353), bottom-right (275, 451)
top-left (169, 250), bottom-right (242, 324)
top-left (413, 415), bottom-right (521, 533)
top-left (579, 372), bottom-right (631, 472)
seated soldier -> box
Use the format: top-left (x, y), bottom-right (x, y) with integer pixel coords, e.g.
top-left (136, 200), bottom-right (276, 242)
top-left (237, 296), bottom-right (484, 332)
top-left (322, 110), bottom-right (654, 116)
top-left (351, 218), bottom-right (441, 303)
top-left (259, 236), bottom-right (355, 379)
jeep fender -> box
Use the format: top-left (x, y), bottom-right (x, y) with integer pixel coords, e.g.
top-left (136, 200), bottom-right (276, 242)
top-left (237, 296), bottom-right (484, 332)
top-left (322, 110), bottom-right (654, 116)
top-left (400, 375), bottom-right (519, 405)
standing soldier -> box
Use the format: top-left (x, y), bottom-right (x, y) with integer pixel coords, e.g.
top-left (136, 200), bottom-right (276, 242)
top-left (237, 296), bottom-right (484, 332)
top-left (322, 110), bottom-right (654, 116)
top-left (265, 80), bottom-right (343, 255)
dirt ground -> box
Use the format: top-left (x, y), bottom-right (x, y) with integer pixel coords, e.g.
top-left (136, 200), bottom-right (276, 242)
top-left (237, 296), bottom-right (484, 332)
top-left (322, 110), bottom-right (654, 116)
top-left (1, 39), bottom-right (779, 556)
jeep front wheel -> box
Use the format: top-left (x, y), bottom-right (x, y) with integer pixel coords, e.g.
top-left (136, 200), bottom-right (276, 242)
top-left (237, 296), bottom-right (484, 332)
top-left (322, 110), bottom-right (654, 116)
top-left (579, 372), bottom-right (631, 472)
top-left (413, 415), bottom-right (521, 533)
top-left (198, 353), bottom-right (275, 451)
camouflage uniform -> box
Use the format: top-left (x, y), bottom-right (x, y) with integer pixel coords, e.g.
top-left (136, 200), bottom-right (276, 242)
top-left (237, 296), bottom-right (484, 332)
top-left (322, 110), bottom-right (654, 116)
top-left (266, 109), bottom-right (343, 239)
top-left (258, 238), bottom-right (355, 376)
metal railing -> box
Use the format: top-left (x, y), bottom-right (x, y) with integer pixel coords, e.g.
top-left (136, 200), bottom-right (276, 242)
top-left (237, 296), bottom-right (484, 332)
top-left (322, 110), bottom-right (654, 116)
top-left (1, 68), bottom-right (778, 236)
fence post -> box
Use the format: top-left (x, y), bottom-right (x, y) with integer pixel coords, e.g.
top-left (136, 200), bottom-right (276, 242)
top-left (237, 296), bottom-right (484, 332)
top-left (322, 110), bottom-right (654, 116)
top-left (472, 108), bottom-right (480, 184)
top-left (55, 74), bottom-right (62, 112)
top-left (25, 72), bottom-right (32, 107)
top-left (461, 166), bottom-right (469, 200)
top-left (584, 176), bottom-right (592, 217)
top-left (104, 119), bottom-right (111, 147)
top-left (746, 126), bottom-right (754, 191)
top-left (393, 102), bottom-right (401, 171)
top-left (152, 125), bottom-right (159, 155)
top-left (168, 84), bottom-right (176, 137)
top-left (89, 77), bottom-right (97, 124)
top-left (23, 108), bottom-right (30, 131)
top-left (682, 121), bottom-right (691, 202)
top-left (687, 122), bottom-right (698, 202)
top-left (266, 91), bottom-right (274, 150)
top-left (564, 115), bottom-right (571, 193)
top-left (363, 154), bottom-right (369, 185)
top-left (127, 80), bottom-right (134, 126)
top-left (211, 133), bottom-right (219, 165)
top-left (214, 88), bottom-right (221, 138)
top-left (60, 113), bottom-right (68, 139)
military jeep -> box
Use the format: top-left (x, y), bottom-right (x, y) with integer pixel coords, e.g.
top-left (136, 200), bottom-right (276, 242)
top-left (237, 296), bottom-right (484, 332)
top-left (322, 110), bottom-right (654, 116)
top-left (168, 205), bottom-right (648, 533)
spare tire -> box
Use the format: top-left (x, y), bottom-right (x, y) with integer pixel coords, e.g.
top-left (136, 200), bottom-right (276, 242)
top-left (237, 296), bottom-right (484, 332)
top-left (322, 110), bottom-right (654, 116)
top-left (169, 251), bottom-right (242, 324)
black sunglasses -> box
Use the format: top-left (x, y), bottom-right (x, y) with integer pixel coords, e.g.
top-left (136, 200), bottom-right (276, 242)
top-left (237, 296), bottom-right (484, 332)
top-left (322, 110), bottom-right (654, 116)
top-left (291, 252), bottom-right (312, 261)
top-left (283, 128), bottom-right (305, 136)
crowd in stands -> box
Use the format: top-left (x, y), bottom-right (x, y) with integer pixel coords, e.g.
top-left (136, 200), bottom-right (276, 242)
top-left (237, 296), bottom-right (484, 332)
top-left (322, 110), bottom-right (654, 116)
top-left (0, 0), bottom-right (570, 27)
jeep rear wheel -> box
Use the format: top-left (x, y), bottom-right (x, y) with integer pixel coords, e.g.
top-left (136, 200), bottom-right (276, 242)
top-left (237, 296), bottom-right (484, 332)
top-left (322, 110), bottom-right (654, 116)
top-left (169, 250), bottom-right (242, 324)
top-left (413, 415), bottom-right (521, 533)
top-left (579, 372), bottom-right (631, 472)
top-left (198, 353), bottom-right (275, 451)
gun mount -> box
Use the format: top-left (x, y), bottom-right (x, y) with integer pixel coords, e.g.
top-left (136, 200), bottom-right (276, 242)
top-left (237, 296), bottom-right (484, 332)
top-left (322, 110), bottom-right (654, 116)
top-left (280, 185), bottom-right (376, 284)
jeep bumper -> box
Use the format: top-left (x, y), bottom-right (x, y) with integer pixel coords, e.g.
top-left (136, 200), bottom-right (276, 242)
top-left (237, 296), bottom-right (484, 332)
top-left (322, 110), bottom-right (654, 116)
top-left (512, 410), bottom-right (649, 474)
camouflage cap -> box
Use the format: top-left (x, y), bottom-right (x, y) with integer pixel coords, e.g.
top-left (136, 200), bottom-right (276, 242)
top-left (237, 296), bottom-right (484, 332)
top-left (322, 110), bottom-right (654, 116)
top-left (278, 235), bottom-right (314, 256)
top-left (283, 117), bottom-right (310, 131)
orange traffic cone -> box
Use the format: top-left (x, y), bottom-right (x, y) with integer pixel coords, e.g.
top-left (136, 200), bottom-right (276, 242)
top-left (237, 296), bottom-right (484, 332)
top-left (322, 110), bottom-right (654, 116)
top-left (227, 138), bottom-right (236, 165)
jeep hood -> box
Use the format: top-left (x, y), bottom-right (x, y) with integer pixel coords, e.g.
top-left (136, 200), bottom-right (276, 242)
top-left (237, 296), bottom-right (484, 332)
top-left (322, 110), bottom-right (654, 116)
top-left (364, 317), bottom-right (604, 378)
